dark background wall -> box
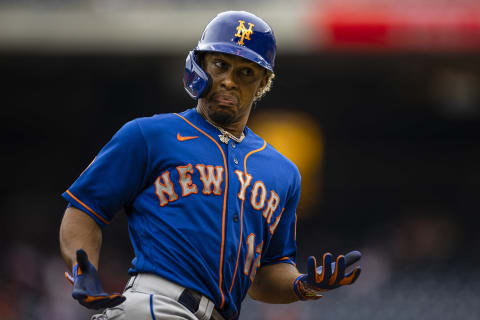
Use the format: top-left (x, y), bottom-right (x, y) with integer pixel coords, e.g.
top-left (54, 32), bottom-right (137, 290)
top-left (1, 52), bottom-right (479, 319)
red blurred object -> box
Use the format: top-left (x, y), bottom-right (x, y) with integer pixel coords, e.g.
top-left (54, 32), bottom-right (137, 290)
top-left (309, 1), bottom-right (480, 51)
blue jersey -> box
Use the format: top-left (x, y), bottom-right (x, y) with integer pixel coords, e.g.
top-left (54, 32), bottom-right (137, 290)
top-left (63, 108), bottom-right (301, 319)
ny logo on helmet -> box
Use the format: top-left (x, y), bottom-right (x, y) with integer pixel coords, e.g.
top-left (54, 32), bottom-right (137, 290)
top-left (235, 20), bottom-right (254, 45)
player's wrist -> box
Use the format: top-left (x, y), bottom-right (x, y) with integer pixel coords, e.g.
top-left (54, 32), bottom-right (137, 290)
top-left (293, 274), bottom-right (323, 301)
top-left (292, 274), bottom-right (307, 301)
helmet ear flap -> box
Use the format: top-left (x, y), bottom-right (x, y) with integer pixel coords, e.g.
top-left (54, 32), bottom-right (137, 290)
top-left (183, 51), bottom-right (212, 100)
top-left (199, 69), bottom-right (212, 99)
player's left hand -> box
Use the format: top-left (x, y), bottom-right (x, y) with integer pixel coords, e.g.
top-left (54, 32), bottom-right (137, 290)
top-left (65, 249), bottom-right (126, 309)
top-left (293, 251), bottom-right (362, 301)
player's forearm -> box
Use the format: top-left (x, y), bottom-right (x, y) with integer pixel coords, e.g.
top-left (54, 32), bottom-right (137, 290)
top-left (248, 262), bottom-right (301, 304)
top-left (59, 206), bottom-right (103, 271)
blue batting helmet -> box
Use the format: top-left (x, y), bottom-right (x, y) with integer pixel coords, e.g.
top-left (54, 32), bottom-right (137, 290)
top-left (183, 11), bottom-right (277, 100)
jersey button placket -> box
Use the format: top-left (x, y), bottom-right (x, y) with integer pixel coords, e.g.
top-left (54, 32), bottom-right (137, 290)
top-left (230, 142), bottom-right (239, 166)
top-left (224, 142), bottom-right (241, 295)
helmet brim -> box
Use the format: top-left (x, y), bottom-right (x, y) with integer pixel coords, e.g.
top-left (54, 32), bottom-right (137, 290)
top-left (196, 42), bottom-right (273, 72)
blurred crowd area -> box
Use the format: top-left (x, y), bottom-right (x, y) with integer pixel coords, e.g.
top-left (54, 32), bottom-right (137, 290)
top-left (0, 0), bottom-right (291, 10)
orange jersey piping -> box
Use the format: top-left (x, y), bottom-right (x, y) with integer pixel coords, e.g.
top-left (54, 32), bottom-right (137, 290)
top-left (278, 256), bottom-right (291, 261)
top-left (229, 140), bottom-right (267, 293)
top-left (65, 190), bottom-right (110, 225)
top-left (174, 113), bottom-right (228, 309)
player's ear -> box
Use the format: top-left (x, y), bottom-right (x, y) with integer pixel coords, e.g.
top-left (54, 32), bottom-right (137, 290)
top-left (258, 70), bottom-right (272, 94)
top-left (260, 70), bottom-right (269, 88)
top-left (257, 71), bottom-right (269, 92)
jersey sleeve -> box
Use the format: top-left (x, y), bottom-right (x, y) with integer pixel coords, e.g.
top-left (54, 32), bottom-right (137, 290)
top-left (62, 119), bottom-right (148, 227)
top-left (260, 172), bottom-right (300, 267)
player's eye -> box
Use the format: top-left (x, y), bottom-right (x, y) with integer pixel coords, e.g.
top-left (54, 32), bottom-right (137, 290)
top-left (214, 60), bottom-right (228, 70)
top-left (240, 67), bottom-right (254, 77)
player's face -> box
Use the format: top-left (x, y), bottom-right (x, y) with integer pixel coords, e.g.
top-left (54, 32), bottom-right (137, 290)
top-left (200, 52), bottom-right (268, 127)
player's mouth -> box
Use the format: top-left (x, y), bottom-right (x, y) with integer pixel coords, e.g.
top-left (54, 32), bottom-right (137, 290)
top-left (211, 93), bottom-right (239, 107)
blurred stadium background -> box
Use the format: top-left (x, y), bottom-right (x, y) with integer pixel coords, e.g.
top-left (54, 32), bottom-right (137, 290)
top-left (1, 0), bottom-right (479, 319)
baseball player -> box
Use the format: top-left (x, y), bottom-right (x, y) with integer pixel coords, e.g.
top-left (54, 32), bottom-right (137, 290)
top-left (59, 11), bottom-right (362, 320)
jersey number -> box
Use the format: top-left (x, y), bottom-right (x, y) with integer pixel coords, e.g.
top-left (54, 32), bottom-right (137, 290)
top-left (244, 234), bottom-right (264, 282)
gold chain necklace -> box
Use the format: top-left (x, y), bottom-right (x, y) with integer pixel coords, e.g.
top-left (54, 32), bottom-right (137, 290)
top-left (207, 120), bottom-right (245, 144)
top-left (197, 108), bottom-right (245, 144)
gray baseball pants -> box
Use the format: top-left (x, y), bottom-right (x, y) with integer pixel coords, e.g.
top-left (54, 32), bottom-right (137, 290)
top-left (91, 273), bottom-right (218, 320)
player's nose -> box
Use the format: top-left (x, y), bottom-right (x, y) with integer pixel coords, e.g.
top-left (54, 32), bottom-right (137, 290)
top-left (220, 69), bottom-right (238, 90)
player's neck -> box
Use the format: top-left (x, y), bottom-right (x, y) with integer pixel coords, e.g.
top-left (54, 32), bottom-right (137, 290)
top-left (196, 105), bottom-right (246, 139)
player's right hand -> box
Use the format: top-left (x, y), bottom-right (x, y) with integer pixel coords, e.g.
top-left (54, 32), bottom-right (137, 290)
top-left (293, 251), bottom-right (362, 301)
top-left (65, 249), bottom-right (126, 309)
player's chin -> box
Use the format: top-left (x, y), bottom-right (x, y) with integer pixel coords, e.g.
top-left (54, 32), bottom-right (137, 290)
top-left (207, 103), bottom-right (237, 125)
